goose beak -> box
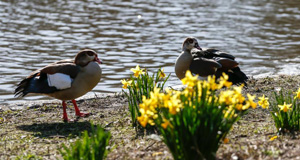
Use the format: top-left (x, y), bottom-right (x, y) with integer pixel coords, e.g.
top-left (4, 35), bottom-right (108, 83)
top-left (194, 43), bottom-right (202, 50)
top-left (95, 57), bottom-right (103, 64)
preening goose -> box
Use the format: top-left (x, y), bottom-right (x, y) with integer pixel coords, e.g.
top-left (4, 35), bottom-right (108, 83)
top-left (175, 37), bottom-right (248, 85)
top-left (15, 49), bottom-right (102, 122)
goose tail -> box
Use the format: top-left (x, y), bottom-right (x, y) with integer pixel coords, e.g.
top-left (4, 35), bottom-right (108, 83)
top-left (217, 67), bottom-right (248, 86)
top-left (14, 73), bottom-right (57, 97)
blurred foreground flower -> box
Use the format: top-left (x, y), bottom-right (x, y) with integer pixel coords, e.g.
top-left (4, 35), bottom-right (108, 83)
top-left (223, 138), bottom-right (229, 144)
top-left (181, 70), bottom-right (198, 88)
top-left (295, 88), bottom-right (300, 100)
top-left (269, 135), bottom-right (278, 141)
top-left (258, 94), bottom-right (269, 109)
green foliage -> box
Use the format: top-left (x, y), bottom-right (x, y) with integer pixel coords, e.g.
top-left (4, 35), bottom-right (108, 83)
top-left (270, 90), bottom-right (300, 134)
top-left (158, 87), bottom-right (242, 159)
top-left (122, 67), bottom-right (170, 128)
top-left (59, 124), bottom-right (111, 160)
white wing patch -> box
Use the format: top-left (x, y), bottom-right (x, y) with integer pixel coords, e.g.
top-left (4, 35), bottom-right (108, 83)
top-left (47, 73), bottom-right (73, 90)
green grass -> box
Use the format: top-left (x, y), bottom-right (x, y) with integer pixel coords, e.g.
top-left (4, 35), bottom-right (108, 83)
top-left (59, 124), bottom-right (111, 160)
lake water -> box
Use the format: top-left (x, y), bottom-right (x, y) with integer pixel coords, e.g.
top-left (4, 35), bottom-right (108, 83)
top-left (0, 0), bottom-right (299, 103)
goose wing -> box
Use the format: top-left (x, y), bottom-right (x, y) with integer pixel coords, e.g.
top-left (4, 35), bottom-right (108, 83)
top-left (15, 60), bottom-right (80, 97)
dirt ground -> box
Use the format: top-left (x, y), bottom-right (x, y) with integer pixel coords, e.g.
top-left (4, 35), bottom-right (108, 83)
top-left (1, 75), bottom-right (300, 160)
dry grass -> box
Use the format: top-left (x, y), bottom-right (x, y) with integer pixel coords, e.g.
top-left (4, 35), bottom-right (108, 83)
top-left (1, 75), bottom-right (300, 160)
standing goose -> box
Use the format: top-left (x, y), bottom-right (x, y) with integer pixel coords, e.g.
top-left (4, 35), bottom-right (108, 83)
top-left (15, 49), bottom-right (102, 122)
top-left (175, 37), bottom-right (248, 85)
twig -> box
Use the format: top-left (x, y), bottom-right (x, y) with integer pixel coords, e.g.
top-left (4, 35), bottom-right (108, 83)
top-left (145, 142), bottom-right (156, 150)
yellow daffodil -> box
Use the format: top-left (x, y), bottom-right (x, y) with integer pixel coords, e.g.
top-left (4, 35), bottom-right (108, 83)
top-left (150, 87), bottom-right (162, 99)
top-left (232, 92), bottom-right (245, 104)
top-left (247, 94), bottom-right (257, 109)
top-left (242, 103), bottom-right (250, 110)
top-left (137, 115), bottom-right (149, 127)
top-left (242, 94), bottom-right (255, 110)
top-left (269, 135), bottom-right (278, 141)
top-left (295, 88), bottom-right (300, 100)
top-left (219, 90), bottom-right (234, 105)
top-left (258, 94), bottom-right (269, 109)
top-left (121, 79), bottom-right (132, 89)
top-left (163, 94), bottom-right (182, 115)
top-left (278, 102), bottom-right (292, 112)
top-left (130, 65), bottom-right (145, 77)
top-left (223, 138), bottom-right (229, 144)
top-left (233, 85), bottom-right (243, 94)
top-left (161, 119), bottom-right (172, 129)
top-left (148, 119), bottom-right (155, 126)
top-left (224, 105), bottom-right (236, 119)
top-left (235, 103), bottom-right (244, 111)
top-left (182, 86), bottom-right (194, 97)
top-left (207, 95), bottom-right (216, 104)
top-left (159, 68), bottom-right (166, 79)
top-left (196, 81), bottom-right (203, 93)
top-left (207, 75), bottom-right (219, 90)
top-left (219, 73), bottom-right (232, 88)
top-left (181, 70), bottom-right (198, 87)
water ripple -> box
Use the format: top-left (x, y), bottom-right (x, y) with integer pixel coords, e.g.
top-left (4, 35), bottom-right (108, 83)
top-left (0, 0), bottom-right (299, 103)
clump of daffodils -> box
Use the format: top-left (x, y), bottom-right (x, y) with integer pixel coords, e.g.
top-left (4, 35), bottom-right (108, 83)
top-left (138, 71), bottom-right (257, 128)
top-left (121, 65), bottom-right (170, 128)
top-left (265, 88), bottom-right (300, 134)
top-left (137, 70), bottom-right (259, 160)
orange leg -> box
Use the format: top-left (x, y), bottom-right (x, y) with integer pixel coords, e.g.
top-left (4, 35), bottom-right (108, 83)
top-left (72, 99), bottom-right (90, 117)
top-left (62, 101), bottom-right (69, 122)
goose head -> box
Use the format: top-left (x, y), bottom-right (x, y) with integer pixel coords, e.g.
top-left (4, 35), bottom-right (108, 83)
top-left (75, 49), bottom-right (102, 67)
top-left (182, 37), bottom-right (202, 52)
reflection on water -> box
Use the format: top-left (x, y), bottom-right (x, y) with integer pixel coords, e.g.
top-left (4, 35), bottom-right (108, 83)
top-left (0, 0), bottom-right (299, 103)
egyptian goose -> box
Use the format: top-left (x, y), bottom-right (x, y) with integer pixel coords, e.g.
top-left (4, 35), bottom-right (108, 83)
top-left (175, 37), bottom-right (248, 84)
top-left (15, 49), bottom-right (102, 122)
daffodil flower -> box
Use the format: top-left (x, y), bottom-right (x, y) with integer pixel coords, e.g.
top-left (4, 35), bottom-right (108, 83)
top-left (246, 93), bottom-right (257, 109)
top-left (121, 79), bottom-right (132, 89)
top-left (161, 119), bottom-right (172, 129)
top-left (269, 135), bottom-right (278, 141)
top-left (223, 138), bottom-right (229, 144)
top-left (258, 94), bottom-right (269, 109)
top-left (207, 75), bottom-right (219, 90)
top-left (181, 70), bottom-right (198, 87)
top-left (295, 88), bottom-right (300, 100)
top-left (219, 90), bottom-right (234, 105)
top-left (278, 102), bottom-right (292, 112)
top-left (219, 73), bottom-right (232, 88)
top-left (137, 115), bottom-right (149, 127)
top-left (130, 65), bottom-right (145, 77)
top-left (159, 68), bottom-right (166, 79)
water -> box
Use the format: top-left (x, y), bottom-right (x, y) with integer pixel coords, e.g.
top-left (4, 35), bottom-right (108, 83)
top-left (0, 0), bottom-right (299, 103)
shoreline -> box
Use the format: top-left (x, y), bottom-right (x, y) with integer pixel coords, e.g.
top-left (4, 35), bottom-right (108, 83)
top-left (1, 74), bottom-right (300, 111)
top-left (0, 92), bottom-right (119, 111)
